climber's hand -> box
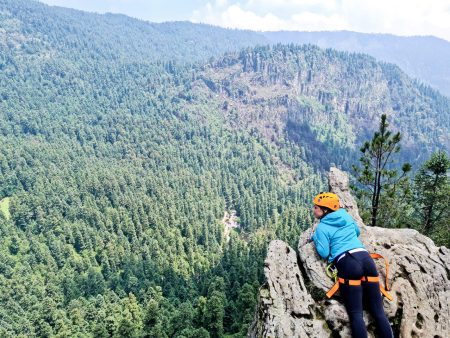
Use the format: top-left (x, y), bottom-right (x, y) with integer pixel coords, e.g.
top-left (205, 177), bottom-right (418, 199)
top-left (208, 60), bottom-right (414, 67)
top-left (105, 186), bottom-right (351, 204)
top-left (299, 227), bottom-right (313, 247)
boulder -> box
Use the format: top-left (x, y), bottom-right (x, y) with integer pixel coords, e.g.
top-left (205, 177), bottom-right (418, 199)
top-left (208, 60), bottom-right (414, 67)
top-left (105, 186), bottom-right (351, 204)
top-left (249, 167), bottom-right (450, 338)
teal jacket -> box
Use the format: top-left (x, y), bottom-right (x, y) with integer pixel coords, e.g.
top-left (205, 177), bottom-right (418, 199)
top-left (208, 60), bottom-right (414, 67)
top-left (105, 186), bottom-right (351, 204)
top-left (311, 208), bottom-right (364, 262)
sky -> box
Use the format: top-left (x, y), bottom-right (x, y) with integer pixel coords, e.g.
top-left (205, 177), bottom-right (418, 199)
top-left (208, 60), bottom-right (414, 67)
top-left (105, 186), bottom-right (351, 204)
top-left (38, 0), bottom-right (450, 42)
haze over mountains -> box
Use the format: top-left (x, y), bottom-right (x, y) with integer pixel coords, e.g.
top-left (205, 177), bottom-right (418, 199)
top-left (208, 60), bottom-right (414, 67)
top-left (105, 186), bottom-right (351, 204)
top-left (263, 31), bottom-right (450, 97)
top-left (5, 0), bottom-right (450, 96)
top-left (0, 0), bottom-right (449, 337)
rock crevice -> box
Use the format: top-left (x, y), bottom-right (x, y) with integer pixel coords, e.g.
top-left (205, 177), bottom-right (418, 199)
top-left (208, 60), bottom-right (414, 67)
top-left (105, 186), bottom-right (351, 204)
top-left (249, 167), bottom-right (450, 338)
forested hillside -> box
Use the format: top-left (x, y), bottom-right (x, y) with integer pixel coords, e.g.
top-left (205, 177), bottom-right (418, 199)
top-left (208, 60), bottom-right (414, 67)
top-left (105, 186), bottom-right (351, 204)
top-left (0, 1), bottom-right (449, 337)
top-left (0, 0), bottom-right (267, 64)
top-left (264, 31), bottom-right (450, 97)
top-left (194, 45), bottom-right (450, 166)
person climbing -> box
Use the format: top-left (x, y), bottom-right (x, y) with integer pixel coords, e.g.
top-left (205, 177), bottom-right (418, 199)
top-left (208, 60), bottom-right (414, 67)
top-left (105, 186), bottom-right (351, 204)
top-left (310, 192), bottom-right (393, 338)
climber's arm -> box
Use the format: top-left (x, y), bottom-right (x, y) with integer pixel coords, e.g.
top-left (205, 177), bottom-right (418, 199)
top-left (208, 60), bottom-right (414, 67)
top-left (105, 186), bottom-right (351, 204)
top-left (354, 222), bottom-right (361, 237)
top-left (311, 225), bottom-right (330, 259)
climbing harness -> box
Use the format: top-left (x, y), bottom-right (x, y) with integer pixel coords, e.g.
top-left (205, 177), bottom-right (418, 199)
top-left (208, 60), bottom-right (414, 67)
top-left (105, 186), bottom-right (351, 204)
top-left (326, 263), bottom-right (338, 282)
top-left (326, 253), bottom-right (393, 301)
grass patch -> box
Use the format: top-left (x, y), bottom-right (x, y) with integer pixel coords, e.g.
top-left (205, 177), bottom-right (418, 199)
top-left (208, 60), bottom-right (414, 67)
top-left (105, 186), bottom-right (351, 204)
top-left (0, 197), bottom-right (11, 220)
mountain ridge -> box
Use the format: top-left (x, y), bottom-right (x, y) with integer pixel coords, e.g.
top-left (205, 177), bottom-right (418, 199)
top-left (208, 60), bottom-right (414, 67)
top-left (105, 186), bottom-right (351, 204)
top-left (0, 1), bottom-right (449, 337)
top-left (3, 0), bottom-right (450, 97)
top-left (194, 44), bottom-right (450, 166)
top-left (263, 30), bottom-right (450, 97)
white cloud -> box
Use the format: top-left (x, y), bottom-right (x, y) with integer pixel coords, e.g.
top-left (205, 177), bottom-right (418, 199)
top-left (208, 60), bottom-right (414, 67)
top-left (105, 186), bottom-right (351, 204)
top-left (192, 4), bottom-right (287, 31)
top-left (215, 0), bottom-right (229, 7)
top-left (191, 0), bottom-right (450, 41)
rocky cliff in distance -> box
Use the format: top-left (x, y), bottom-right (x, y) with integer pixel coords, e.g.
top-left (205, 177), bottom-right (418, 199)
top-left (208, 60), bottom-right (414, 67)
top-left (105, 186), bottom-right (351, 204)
top-left (249, 167), bottom-right (450, 338)
top-left (263, 31), bottom-right (450, 98)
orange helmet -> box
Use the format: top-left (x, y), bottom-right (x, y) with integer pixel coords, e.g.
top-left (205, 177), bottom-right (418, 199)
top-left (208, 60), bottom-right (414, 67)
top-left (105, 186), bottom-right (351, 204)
top-left (313, 192), bottom-right (340, 211)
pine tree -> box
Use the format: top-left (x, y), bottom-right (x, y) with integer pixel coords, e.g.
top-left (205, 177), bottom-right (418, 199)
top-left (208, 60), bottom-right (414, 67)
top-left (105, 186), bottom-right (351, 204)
top-left (352, 114), bottom-right (411, 227)
top-left (414, 151), bottom-right (450, 243)
top-left (204, 292), bottom-right (225, 338)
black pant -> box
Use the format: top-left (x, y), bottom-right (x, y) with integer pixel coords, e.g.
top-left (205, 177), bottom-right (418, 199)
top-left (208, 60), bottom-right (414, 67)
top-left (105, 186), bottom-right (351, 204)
top-left (335, 251), bottom-right (393, 338)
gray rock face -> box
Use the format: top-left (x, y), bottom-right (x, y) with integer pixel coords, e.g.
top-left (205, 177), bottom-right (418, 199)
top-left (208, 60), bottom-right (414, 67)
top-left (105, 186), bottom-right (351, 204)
top-left (249, 167), bottom-right (450, 338)
top-left (248, 240), bottom-right (330, 338)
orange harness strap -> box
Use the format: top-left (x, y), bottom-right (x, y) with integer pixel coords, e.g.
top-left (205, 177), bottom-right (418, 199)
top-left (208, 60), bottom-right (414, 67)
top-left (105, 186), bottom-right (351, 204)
top-left (326, 252), bottom-right (393, 301)
top-left (326, 282), bottom-right (340, 298)
top-left (369, 253), bottom-right (390, 290)
top-left (361, 275), bottom-right (393, 301)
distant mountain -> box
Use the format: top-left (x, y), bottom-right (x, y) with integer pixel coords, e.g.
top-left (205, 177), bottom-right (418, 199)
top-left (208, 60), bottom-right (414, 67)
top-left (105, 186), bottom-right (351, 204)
top-left (263, 31), bottom-right (450, 97)
top-left (1, 0), bottom-right (267, 64)
top-left (4, 1), bottom-right (449, 98)
top-left (197, 45), bottom-right (450, 166)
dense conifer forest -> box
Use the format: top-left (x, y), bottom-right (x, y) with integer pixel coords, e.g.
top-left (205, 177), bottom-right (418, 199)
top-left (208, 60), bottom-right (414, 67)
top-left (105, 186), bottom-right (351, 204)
top-left (0, 1), bottom-right (448, 336)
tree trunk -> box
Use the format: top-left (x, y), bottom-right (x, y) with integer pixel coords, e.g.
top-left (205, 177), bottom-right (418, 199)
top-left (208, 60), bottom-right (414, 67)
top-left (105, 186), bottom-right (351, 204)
top-left (371, 149), bottom-right (382, 227)
top-left (423, 173), bottom-right (439, 234)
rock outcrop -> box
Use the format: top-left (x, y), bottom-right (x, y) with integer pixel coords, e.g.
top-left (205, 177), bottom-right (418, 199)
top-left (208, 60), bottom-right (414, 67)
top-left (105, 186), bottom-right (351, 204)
top-left (249, 167), bottom-right (450, 338)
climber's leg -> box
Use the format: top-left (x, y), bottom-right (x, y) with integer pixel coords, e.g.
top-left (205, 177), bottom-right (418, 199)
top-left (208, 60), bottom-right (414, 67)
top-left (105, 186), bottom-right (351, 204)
top-left (359, 254), bottom-right (393, 338)
top-left (340, 283), bottom-right (367, 338)
top-left (336, 253), bottom-right (367, 338)
top-left (362, 282), bottom-right (393, 338)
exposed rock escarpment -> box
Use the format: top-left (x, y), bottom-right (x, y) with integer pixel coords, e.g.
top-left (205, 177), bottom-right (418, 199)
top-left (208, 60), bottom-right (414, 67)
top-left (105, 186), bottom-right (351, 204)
top-left (249, 167), bottom-right (450, 338)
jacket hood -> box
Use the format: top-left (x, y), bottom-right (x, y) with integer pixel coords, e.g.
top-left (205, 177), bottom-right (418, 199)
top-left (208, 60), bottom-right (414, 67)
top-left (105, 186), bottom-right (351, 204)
top-left (320, 208), bottom-right (352, 227)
